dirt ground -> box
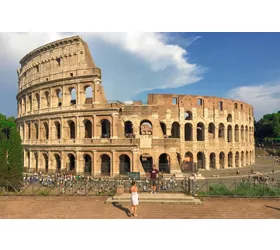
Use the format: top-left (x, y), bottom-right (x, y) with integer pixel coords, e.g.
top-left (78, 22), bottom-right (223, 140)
top-left (0, 196), bottom-right (279, 219)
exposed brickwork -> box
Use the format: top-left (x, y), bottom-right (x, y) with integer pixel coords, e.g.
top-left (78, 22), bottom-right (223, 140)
top-left (15, 36), bottom-right (255, 177)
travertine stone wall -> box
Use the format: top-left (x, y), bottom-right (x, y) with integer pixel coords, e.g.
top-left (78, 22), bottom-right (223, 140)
top-left (16, 36), bottom-right (255, 176)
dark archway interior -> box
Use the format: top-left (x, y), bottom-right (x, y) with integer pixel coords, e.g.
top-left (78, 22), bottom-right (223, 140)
top-left (119, 154), bottom-right (131, 174)
top-left (101, 154), bottom-right (111, 175)
top-left (140, 154), bottom-right (153, 172)
top-left (101, 120), bottom-right (111, 138)
top-left (159, 153), bottom-right (170, 173)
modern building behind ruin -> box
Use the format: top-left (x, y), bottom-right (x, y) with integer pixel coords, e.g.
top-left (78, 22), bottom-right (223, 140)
top-left (16, 36), bottom-right (255, 176)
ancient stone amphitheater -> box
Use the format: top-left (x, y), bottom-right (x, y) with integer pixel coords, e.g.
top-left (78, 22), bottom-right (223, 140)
top-left (16, 36), bottom-right (255, 176)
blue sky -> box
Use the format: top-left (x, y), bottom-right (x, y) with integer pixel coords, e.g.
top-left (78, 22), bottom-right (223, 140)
top-left (1, 32), bottom-right (280, 121)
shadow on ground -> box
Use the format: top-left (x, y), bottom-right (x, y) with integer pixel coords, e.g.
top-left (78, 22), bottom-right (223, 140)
top-left (112, 202), bottom-right (131, 217)
top-left (265, 205), bottom-right (280, 211)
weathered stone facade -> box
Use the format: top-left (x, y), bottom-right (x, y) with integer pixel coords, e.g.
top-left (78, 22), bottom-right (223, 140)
top-left (16, 36), bottom-right (255, 176)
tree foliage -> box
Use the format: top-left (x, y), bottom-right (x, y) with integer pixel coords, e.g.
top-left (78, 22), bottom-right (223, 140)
top-left (0, 113), bottom-right (23, 184)
top-left (255, 111), bottom-right (280, 140)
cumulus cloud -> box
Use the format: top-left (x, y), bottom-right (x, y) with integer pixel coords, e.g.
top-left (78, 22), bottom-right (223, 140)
top-left (226, 81), bottom-right (280, 121)
top-left (0, 32), bottom-right (204, 115)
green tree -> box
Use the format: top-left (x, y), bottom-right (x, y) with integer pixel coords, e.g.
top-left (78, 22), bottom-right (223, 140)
top-left (7, 127), bottom-right (23, 187)
top-left (0, 132), bottom-right (9, 180)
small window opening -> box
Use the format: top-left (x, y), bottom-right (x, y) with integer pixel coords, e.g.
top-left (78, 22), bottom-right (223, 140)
top-left (235, 103), bottom-right (238, 109)
top-left (198, 98), bottom-right (203, 106)
top-left (70, 73), bottom-right (73, 77)
top-left (56, 58), bottom-right (61, 66)
top-left (36, 65), bottom-right (39, 72)
top-left (172, 97), bottom-right (177, 105)
top-left (218, 101), bottom-right (223, 111)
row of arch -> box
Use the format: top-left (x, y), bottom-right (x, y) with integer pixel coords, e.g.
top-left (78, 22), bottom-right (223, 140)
top-left (182, 150), bottom-right (254, 169)
top-left (20, 118), bottom-right (254, 142)
top-left (18, 85), bottom-right (94, 115)
top-left (25, 152), bottom-right (172, 174)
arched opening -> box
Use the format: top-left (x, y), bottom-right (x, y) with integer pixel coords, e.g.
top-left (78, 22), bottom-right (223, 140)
top-left (84, 86), bottom-right (93, 104)
top-left (218, 123), bottom-right (225, 139)
top-left (160, 122), bottom-right (167, 137)
top-left (171, 122), bottom-right (180, 138)
top-left (227, 125), bottom-right (233, 142)
top-left (27, 123), bottom-right (31, 139)
top-left (101, 154), bottom-right (111, 176)
top-left (140, 153), bottom-right (153, 172)
top-left (56, 89), bottom-right (62, 107)
top-left (249, 151), bottom-right (252, 165)
top-left (159, 153), bottom-right (170, 173)
top-left (84, 120), bottom-right (92, 138)
top-left (235, 152), bottom-right (240, 168)
top-left (197, 123), bottom-right (205, 141)
top-left (185, 123), bottom-right (193, 141)
top-left (140, 120), bottom-right (153, 135)
top-left (54, 121), bottom-right (61, 139)
top-left (227, 114), bottom-right (233, 122)
top-left (35, 93), bottom-right (40, 110)
top-left (70, 88), bottom-right (76, 105)
top-left (67, 153), bottom-right (75, 171)
top-left (245, 126), bottom-right (248, 142)
top-left (27, 151), bottom-right (30, 169)
top-left (124, 121), bottom-right (134, 138)
top-left (197, 152), bottom-right (205, 169)
top-left (246, 151), bottom-right (249, 166)
top-left (219, 152), bottom-right (225, 169)
top-left (54, 154), bottom-right (61, 171)
top-left (44, 91), bottom-right (50, 108)
top-left (84, 154), bottom-right (92, 174)
top-left (241, 126), bottom-right (244, 141)
top-left (101, 119), bottom-right (111, 138)
top-left (241, 151), bottom-right (245, 166)
top-left (184, 111), bottom-right (193, 120)
top-left (119, 108), bottom-right (123, 116)
top-left (208, 123), bottom-right (215, 140)
top-left (34, 123), bottom-right (39, 139)
top-left (43, 153), bottom-right (48, 172)
top-left (182, 152), bottom-right (194, 172)
top-left (34, 152), bottom-right (38, 171)
top-left (235, 125), bottom-right (239, 142)
top-left (28, 95), bottom-right (32, 111)
top-left (68, 121), bottom-right (76, 139)
top-left (228, 152), bottom-right (233, 168)
top-left (119, 154), bottom-right (131, 174)
top-left (43, 122), bottom-right (49, 140)
top-left (210, 153), bottom-right (216, 169)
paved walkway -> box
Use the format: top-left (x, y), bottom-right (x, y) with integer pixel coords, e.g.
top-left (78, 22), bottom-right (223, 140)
top-left (0, 196), bottom-right (279, 219)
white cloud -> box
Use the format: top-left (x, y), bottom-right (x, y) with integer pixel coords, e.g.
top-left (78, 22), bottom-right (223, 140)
top-left (0, 32), bottom-right (204, 113)
top-left (226, 81), bottom-right (280, 121)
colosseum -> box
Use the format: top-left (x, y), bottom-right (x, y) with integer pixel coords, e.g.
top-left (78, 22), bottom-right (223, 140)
top-left (15, 35), bottom-right (255, 177)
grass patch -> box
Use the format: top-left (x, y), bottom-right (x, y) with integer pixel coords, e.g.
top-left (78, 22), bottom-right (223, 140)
top-left (198, 183), bottom-right (280, 197)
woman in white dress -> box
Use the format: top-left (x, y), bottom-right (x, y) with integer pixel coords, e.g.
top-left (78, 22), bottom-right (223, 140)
top-left (130, 181), bottom-right (139, 217)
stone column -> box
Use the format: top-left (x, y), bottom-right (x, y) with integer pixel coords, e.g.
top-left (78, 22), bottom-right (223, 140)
top-left (29, 149), bottom-right (32, 170)
top-left (60, 117), bottom-right (64, 142)
top-left (111, 150), bottom-right (116, 176)
top-left (112, 114), bottom-right (118, 138)
top-left (93, 115), bottom-right (97, 138)
top-left (204, 152), bottom-right (209, 170)
top-left (92, 150), bottom-right (100, 176)
top-left (48, 119), bottom-right (52, 143)
top-left (224, 153), bottom-right (228, 168)
top-left (76, 151), bottom-right (81, 174)
top-left (60, 152), bottom-right (65, 172)
top-left (76, 116), bottom-right (80, 142)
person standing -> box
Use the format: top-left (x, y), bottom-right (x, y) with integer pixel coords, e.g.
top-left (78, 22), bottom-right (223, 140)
top-left (148, 165), bottom-right (159, 194)
top-left (130, 181), bottom-right (139, 217)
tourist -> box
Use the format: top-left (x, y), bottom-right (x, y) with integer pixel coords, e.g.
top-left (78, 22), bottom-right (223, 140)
top-left (148, 165), bottom-right (159, 194)
top-left (130, 181), bottom-right (139, 217)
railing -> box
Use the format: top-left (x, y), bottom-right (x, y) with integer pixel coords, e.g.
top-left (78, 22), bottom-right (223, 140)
top-left (0, 175), bottom-right (188, 196)
top-left (188, 178), bottom-right (280, 197)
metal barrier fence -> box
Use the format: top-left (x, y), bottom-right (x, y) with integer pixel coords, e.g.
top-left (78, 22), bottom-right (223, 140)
top-left (0, 175), bottom-right (188, 196)
top-left (188, 178), bottom-right (280, 197)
